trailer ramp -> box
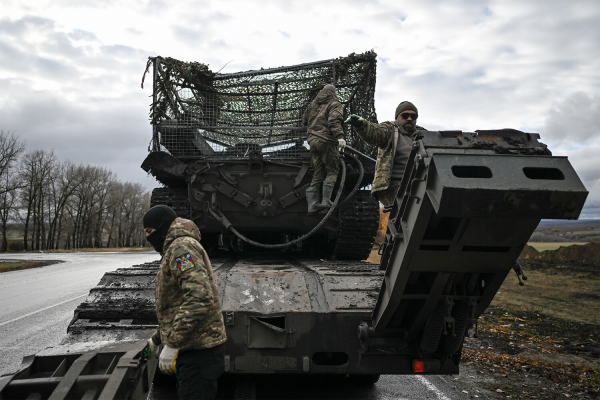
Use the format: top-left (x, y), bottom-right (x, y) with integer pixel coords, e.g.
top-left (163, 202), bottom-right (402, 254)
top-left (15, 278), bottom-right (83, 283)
top-left (361, 129), bottom-right (587, 371)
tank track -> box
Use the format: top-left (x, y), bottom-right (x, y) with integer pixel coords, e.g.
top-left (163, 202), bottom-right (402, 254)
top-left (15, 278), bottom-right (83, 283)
top-left (333, 190), bottom-right (380, 260)
top-left (150, 187), bottom-right (190, 218)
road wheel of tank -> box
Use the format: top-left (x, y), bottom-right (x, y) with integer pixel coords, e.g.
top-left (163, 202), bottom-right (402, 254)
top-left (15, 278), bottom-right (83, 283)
top-left (150, 187), bottom-right (190, 218)
top-left (333, 190), bottom-right (380, 260)
top-left (349, 374), bottom-right (380, 385)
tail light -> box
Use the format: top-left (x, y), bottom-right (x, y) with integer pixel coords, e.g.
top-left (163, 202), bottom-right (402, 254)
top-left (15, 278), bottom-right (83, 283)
top-left (412, 359), bottom-right (441, 373)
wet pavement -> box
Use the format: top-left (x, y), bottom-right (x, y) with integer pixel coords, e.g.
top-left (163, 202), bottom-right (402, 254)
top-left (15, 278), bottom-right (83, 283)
top-left (0, 251), bottom-right (159, 376)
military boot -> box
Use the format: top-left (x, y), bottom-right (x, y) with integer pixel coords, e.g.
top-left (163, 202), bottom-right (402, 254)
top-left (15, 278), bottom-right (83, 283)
top-left (317, 183), bottom-right (335, 211)
top-left (306, 187), bottom-right (321, 215)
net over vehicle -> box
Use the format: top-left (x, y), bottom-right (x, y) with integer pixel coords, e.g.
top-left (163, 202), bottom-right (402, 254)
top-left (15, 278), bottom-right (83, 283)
top-left (141, 51), bottom-right (382, 260)
top-left (0, 53), bottom-right (588, 400)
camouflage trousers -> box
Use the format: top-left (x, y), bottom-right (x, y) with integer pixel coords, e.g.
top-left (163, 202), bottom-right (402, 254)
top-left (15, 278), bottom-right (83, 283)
top-left (373, 179), bottom-right (403, 207)
top-left (309, 140), bottom-right (339, 188)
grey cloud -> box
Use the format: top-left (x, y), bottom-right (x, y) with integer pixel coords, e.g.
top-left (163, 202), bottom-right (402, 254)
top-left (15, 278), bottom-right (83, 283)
top-left (104, 44), bottom-right (139, 57)
top-left (126, 27), bottom-right (144, 35)
top-left (543, 92), bottom-right (600, 147)
top-left (0, 80), bottom-right (154, 188)
top-left (342, 29), bottom-right (367, 37)
top-left (0, 15), bottom-right (55, 35)
top-left (68, 29), bottom-right (99, 42)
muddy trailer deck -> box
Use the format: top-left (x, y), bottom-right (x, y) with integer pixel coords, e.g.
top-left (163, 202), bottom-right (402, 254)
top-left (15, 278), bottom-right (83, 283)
top-left (0, 128), bottom-right (588, 400)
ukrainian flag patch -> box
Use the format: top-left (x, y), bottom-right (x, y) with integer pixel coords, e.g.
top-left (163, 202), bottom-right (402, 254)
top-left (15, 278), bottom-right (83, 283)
top-left (176, 253), bottom-right (195, 272)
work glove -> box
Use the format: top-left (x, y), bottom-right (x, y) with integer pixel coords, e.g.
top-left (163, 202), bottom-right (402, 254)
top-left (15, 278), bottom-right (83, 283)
top-left (338, 138), bottom-right (346, 149)
top-left (158, 345), bottom-right (179, 375)
top-left (142, 338), bottom-right (159, 360)
top-left (344, 114), bottom-right (364, 127)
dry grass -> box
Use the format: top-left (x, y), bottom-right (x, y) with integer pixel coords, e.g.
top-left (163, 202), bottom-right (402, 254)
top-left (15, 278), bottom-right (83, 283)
top-left (528, 242), bottom-right (589, 252)
top-left (0, 261), bottom-right (49, 273)
top-left (43, 247), bottom-right (152, 253)
top-left (493, 260), bottom-right (600, 325)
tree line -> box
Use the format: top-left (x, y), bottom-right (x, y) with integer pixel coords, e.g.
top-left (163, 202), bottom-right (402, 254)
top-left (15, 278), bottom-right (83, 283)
top-left (0, 130), bottom-right (151, 252)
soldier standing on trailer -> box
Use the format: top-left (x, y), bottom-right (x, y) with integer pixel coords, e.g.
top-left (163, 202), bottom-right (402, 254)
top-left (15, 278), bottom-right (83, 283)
top-left (302, 84), bottom-right (347, 215)
top-left (345, 101), bottom-right (426, 209)
top-left (142, 205), bottom-right (227, 400)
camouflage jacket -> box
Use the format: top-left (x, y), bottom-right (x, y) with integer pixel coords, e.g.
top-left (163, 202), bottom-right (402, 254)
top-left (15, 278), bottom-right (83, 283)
top-left (302, 87), bottom-right (345, 144)
top-left (151, 218), bottom-right (227, 351)
top-left (355, 121), bottom-right (425, 194)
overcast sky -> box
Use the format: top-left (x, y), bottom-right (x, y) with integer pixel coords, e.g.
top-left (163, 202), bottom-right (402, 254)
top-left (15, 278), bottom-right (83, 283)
top-left (2, 0), bottom-right (599, 218)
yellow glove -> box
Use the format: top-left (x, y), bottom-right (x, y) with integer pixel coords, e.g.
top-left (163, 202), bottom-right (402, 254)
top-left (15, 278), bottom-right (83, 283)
top-left (158, 345), bottom-right (179, 374)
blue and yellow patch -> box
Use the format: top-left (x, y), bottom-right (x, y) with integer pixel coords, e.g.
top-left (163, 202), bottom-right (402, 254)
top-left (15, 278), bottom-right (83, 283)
top-left (175, 253), bottom-right (195, 272)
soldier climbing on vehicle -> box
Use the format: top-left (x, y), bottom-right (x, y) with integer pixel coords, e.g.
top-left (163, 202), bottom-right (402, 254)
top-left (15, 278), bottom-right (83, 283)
top-left (302, 84), bottom-right (346, 215)
top-left (346, 101), bottom-right (426, 210)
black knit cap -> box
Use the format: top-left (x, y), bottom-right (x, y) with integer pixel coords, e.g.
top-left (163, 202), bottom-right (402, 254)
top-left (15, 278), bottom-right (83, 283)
top-left (143, 205), bottom-right (177, 253)
top-left (395, 101), bottom-right (418, 118)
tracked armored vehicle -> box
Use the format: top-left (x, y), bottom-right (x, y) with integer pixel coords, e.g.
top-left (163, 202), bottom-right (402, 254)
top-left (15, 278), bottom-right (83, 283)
top-left (141, 52), bottom-right (381, 260)
top-left (0, 53), bottom-right (589, 400)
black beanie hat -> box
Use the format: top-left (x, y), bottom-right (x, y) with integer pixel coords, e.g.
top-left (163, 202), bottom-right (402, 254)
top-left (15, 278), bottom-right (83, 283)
top-left (143, 205), bottom-right (177, 253)
top-left (395, 101), bottom-right (418, 119)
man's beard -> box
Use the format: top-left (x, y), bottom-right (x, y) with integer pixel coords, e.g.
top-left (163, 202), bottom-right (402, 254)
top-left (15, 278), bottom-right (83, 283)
top-left (403, 123), bottom-right (415, 133)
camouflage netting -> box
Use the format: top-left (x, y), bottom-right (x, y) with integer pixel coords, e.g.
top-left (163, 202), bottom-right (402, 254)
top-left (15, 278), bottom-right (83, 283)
top-left (143, 51), bottom-right (378, 165)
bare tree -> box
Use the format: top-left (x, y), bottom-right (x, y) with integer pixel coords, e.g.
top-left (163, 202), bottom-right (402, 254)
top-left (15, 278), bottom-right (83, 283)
top-left (0, 131), bottom-right (26, 251)
top-left (18, 149), bottom-right (57, 250)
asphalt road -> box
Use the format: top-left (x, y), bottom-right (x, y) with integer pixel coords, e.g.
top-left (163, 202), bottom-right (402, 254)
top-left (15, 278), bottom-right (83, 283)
top-left (0, 251), bottom-right (160, 377)
top-left (0, 252), bottom-right (472, 400)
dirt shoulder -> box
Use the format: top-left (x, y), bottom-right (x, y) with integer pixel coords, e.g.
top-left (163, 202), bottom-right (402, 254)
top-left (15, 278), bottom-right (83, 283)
top-left (445, 257), bottom-right (600, 400)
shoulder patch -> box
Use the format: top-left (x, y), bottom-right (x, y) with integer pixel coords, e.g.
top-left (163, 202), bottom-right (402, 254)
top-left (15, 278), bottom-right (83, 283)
top-left (175, 253), bottom-right (195, 272)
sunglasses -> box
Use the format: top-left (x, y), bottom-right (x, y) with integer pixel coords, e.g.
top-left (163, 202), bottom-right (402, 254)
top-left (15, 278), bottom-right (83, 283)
top-left (400, 112), bottom-right (418, 120)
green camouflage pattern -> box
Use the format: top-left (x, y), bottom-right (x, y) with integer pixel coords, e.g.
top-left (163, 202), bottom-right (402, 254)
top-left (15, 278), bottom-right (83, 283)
top-left (151, 218), bottom-right (227, 351)
top-left (309, 140), bottom-right (339, 187)
top-left (302, 87), bottom-right (344, 188)
top-left (374, 179), bottom-right (404, 207)
top-left (355, 121), bottom-right (424, 196)
top-left (302, 87), bottom-right (345, 143)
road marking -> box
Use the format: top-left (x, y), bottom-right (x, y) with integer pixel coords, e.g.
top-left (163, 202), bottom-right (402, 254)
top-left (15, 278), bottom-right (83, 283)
top-left (0, 294), bottom-right (87, 328)
top-left (416, 375), bottom-right (452, 400)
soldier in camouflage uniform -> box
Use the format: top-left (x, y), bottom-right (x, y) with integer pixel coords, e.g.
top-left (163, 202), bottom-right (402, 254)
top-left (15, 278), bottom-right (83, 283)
top-left (302, 84), bottom-right (346, 215)
top-left (346, 101), bottom-right (425, 208)
top-left (143, 205), bottom-right (226, 400)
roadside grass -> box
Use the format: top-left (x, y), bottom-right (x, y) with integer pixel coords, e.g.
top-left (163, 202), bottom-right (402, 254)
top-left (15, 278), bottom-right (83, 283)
top-left (0, 261), bottom-right (49, 273)
top-left (43, 247), bottom-right (152, 253)
top-left (467, 260), bottom-right (600, 399)
top-left (528, 242), bottom-right (589, 252)
top-left (493, 259), bottom-right (600, 325)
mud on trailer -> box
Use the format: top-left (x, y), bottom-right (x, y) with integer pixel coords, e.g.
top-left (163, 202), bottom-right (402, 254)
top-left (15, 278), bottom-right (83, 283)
top-left (0, 53), bottom-right (588, 400)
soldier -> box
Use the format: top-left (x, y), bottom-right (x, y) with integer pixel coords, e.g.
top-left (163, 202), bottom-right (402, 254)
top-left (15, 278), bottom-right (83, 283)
top-left (143, 205), bottom-right (227, 400)
top-left (345, 101), bottom-right (426, 208)
top-left (302, 84), bottom-right (346, 215)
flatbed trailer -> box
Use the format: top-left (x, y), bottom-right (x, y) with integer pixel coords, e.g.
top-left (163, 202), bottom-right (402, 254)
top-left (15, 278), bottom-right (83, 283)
top-left (0, 52), bottom-right (588, 399)
top-left (0, 127), bottom-right (588, 400)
